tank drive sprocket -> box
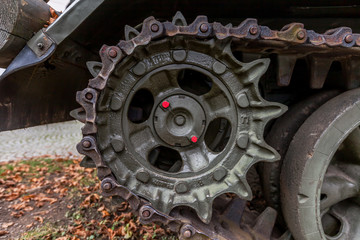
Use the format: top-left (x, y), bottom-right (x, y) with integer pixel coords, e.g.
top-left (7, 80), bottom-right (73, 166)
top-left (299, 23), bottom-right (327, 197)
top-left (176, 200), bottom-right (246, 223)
top-left (76, 13), bottom-right (287, 224)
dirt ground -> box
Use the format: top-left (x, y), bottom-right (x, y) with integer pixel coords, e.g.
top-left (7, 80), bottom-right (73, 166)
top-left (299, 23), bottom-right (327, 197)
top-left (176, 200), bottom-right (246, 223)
top-left (0, 157), bottom-right (176, 240)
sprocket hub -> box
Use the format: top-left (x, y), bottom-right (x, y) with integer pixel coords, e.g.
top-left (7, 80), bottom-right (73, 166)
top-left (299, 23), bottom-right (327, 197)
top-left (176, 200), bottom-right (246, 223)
top-left (94, 36), bottom-right (286, 223)
top-left (153, 94), bottom-right (206, 147)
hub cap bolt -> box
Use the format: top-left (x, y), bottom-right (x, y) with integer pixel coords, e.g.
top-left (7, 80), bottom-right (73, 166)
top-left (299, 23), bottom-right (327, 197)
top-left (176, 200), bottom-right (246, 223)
top-left (174, 115), bottom-right (185, 126)
top-left (183, 229), bottom-right (192, 238)
top-left (82, 140), bottom-right (91, 148)
top-left (345, 34), bottom-right (353, 43)
top-left (200, 23), bottom-right (209, 33)
top-left (108, 49), bottom-right (117, 58)
top-left (162, 101), bottom-right (170, 109)
top-left (102, 182), bottom-right (112, 190)
top-left (190, 136), bottom-right (198, 143)
top-left (37, 43), bottom-right (44, 49)
top-left (297, 30), bottom-right (306, 40)
top-left (249, 26), bottom-right (258, 35)
top-left (151, 23), bottom-right (159, 32)
top-left (142, 210), bottom-right (151, 218)
top-left (85, 92), bottom-right (93, 100)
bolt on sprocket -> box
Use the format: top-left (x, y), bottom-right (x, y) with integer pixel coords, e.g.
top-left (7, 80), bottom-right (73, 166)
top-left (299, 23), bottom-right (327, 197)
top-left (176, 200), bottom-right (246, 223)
top-left (76, 12), bottom-right (287, 224)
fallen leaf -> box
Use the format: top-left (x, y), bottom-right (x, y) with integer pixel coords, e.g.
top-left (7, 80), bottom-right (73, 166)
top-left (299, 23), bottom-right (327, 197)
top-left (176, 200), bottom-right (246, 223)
top-left (21, 194), bottom-right (36, 201)
top-left (11, 211), bottom-right (24, 218)
top-left (23, 206), bottom-right (34, 212)
top-left (101, 210), bottom-right (110, 218)
top-left (35, 201), bottom-right (45, 208)
top-left (97, 205), bottom-right (105, 212)
top-left (10, 202), bottom-right (27, 210)
top-left (0, 231), bottom-right (9, 236)
top-left (5, 193), bottom-right (21, 201)
top-left (26, 223), bottom-right (34, 229)
top-left (36, 210), bottom-right (49, 215)
top-left (2, 222), bottom-right (14, 228)
top-left (34, 216), bottom-right (44, 224)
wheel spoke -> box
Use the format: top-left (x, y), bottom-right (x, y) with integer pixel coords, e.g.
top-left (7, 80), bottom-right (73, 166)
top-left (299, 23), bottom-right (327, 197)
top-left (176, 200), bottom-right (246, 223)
top-left (128, 122), bottom-right (160, 159)
top-left (324, 200), bottom-right (360, 239)
top-left (128, 121), bottom-right (148, 135)
top-left (321, 165), bottom-right (359, 211)
top-left (200, 85), bottom-right (234, 119)
top-left (180, 144), bottom-right (210, 172)
top-left (207, 106), bottom-right (233, 122)
top-left (142, 70), bottom-right (180, 97)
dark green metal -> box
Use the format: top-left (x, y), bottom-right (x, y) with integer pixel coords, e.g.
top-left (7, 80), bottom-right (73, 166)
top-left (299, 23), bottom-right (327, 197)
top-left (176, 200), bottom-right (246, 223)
top-left (94, 36), bottom-right (286, 223)
top-left (281, 88), bottom-right (360, 240)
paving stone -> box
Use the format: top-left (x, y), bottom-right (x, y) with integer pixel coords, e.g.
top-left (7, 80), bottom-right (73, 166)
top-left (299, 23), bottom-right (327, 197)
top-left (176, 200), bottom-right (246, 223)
top-left (0, 121), bottom-right (83, 162)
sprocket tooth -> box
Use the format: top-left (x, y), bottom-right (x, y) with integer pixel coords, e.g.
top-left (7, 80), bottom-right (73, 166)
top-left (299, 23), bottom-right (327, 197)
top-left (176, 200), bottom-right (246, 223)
top-left (124, 25), bottom-right (140, 41)
top-left (247, 140), bottom-right (280, 163)
top-left (239, 58), bottom-right (270, 85)
top-left (232, 171), bottom-right (252, 200)
top-left (252, 104), bottom-right (287, 120)
top-left (172, 11), bottom-right (187, 26)
top-left (70, 107), bottom-right (86, 123)
top-left (193, 192), bottom-right (213, 224)
top-left (86, 61), bottom-right (103, 77)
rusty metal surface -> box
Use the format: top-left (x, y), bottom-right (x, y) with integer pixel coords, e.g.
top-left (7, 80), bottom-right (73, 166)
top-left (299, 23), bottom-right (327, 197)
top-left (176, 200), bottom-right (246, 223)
top-left (116, 17), bottom-right (360, 56)
top-left (3, 8), bottom-right (360, 131)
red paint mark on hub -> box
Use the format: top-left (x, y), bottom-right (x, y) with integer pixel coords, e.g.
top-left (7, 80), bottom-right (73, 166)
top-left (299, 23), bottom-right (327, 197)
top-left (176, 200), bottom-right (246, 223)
top-left (162, 101), bottom-right (170, 108)
top-left (191, 136), bottom-right (198, 143)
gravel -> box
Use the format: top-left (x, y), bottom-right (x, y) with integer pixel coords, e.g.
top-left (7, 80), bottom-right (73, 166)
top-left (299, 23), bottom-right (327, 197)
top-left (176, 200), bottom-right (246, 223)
top-left (0, 121), bottom-right (83, 162)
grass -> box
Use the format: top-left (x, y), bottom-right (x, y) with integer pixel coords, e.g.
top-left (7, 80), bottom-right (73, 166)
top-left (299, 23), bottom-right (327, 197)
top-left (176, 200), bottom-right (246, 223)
top-left (18, 223), bottom-right (65, 240)
top-left (0, 164), bottom-right (14, 177)
top-left (25, 158), bottom-right (74, 173)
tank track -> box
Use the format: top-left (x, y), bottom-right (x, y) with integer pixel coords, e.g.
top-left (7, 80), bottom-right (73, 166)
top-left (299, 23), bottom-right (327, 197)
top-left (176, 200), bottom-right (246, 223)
top-left (73, 12), bottom-right (360, 239)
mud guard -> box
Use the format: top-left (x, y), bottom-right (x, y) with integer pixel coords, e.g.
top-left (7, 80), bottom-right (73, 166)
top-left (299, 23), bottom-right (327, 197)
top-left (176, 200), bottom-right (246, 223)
top-left (0, 0), bottom-right (104, 131)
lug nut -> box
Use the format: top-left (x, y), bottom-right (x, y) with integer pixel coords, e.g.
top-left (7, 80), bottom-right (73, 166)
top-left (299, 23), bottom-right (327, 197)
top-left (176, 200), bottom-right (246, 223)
top-left (142, 210), bottom-right (151, 218)
top-left (85, 92), bottom-right (93, 100)
top-left (82, 140), bottom-right (91, 148)
top-left (190, 136), bottom-right (198, 143)
top-left (183, 229), bottom-right (192, 238)
top-left (174, 115), bottom-right (185, 126)
top-left (345, 34), bottom-right (353, 43)
top-left (181, 225), bottom-right (194, 238)
top-left (297, 30), bottom-right (306, 40)
top-left (151, 23), bottom-right (159, 32)
top-left (162, 101), bottom-right (170, 109)
top-left (249, 26), bottom-right (258, 35)
top-left (200, 23), bottom-right (209, 33)
top-left (102, 182), bottom-right (112, 190)
top-left (108, 49), bottom-right (117, 58)
top-left (37, 42), bottom-right (44, 49)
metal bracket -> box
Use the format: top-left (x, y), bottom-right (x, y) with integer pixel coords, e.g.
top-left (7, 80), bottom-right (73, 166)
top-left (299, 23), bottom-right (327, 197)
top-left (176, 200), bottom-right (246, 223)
top-left (27, 30), bottom-right (55, 57)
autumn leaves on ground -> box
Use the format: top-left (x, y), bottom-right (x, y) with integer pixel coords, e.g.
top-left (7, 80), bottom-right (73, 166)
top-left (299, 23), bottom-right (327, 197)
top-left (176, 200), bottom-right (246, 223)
top-left (0, 157), bottom-right (176, 240)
